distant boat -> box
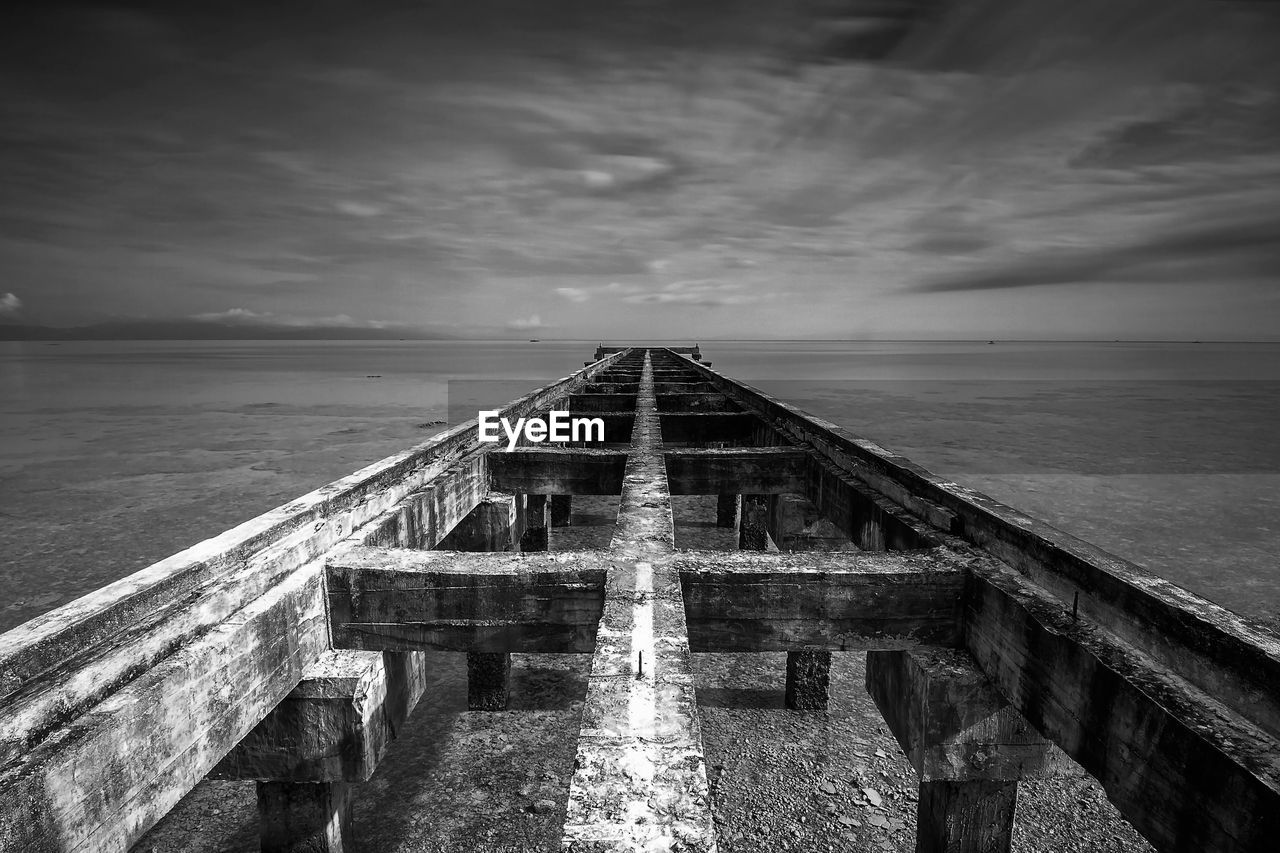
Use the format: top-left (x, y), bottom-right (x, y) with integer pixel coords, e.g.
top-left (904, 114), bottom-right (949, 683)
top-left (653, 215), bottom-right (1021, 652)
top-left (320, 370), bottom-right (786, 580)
top-left (530, 339), bottom-right (540, 342)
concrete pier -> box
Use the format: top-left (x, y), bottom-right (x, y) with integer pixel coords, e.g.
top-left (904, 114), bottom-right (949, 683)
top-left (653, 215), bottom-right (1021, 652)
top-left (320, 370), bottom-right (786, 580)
top-left (3, 343), bottom-right (1279, 853)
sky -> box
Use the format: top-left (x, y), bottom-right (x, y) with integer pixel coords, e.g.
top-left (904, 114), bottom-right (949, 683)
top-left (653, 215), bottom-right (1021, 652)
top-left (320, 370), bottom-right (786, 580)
top-left (1, 0), bottom-right (1278, 340)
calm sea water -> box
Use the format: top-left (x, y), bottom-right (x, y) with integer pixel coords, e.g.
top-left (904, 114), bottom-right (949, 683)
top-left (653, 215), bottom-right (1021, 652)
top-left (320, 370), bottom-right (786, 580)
top-left (2, 339), bottom-right (1278, 632)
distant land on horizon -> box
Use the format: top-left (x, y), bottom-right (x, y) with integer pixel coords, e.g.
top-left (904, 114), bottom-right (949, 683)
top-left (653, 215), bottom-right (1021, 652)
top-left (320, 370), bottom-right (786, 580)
top-left (0, 319), bottom-right (463, 341)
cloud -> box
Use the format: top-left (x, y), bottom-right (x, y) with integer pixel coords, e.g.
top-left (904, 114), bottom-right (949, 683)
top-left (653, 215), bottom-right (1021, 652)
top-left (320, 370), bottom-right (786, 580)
top-left (334, 201), bottom-right (383, 218)
top-left (555, 287), bottom-right (591, 303)
top-left (620, 280), bottom-right (763, 307)
top-left (189, 308), bottom-right (390, 328)
top-left (0, 293), bottom-right (21, 315)
top-left (916, 209), bottom-right (1280, 293)
top-left (506, 314), bottom-right (544, 330)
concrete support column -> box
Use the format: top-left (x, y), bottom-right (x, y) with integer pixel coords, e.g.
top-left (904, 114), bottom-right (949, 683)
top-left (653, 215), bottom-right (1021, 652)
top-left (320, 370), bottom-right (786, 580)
top-left (436, 493), bottom-right (519, 709)
top-left (550, 494), bottom-right (573, 527)
top-left (256, 781), bottom-right (354, 853)
top-left (785, 650), bottom-right (831, 710)
top-left (866, 649), bottom-right (1065, 853)
top-left (467, 651), bottom-right (511, 711)
top-left (739, 494), bottom-right (778, 551)
top-left (519, 494), bottom-right (549, 552)
top-left (916, 780), bottom-right (1018, 853)
top-left (716, 493), bottom-right (741, 529)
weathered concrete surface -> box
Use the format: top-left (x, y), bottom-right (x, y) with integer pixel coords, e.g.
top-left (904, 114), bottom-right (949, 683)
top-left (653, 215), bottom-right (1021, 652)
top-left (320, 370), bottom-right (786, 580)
top-left (326, 548), bottom-right (607, 654)
top-left (466, 651), bottom-right (511, 711)
top-left (784, 650), bottom-right (830, 711)
top-left (563, 352), bottom-right (717, 852)
top-left (738, 494), bottom-right (779, 552)
top-left (663, 448), bottom-right (807, 495)
top-left (490, 449), bottom-right (627, 495)
top-left (0, 562), bottom-right (330, 853)
top-left (436, 491), bottom-right (519, 552)
top-left (551, 494), bottom-right (573, 527)
top-left (360, 451), bottom-right (490, 550)
top-left (256, 779), bottom-right (354, 853)
top-left (915, 779), bottom-right (1018, 853)
top-left (864, 647), bottom-right (1068, 783)
top-left (964, 559), bottom-right (1280, 853)
top-left (676, 550), bottom-right (966, 652)
top-left (716, 493), bottom-right (740, 529)
top-left (213, 649), bottom-right (428, 782)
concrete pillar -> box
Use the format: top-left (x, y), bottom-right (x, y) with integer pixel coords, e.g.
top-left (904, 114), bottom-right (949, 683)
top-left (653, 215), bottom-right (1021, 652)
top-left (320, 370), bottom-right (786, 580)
top-left (739, 494), bottom-right (779, 551)
top-left (437, 493), bottom-right (519, 709)
top-left (256, 781), bottom-right (353, 853)
top-left (467, 651), bottom-right (511, 711)
top-left (866, 649), bottom-right (1064, 853)
top-left (550, 494), bottom-right (573, 527)
top-left (520, 494), bottom-right (549, 552)
top-left (716, 493), bottom-right (740, 529)
top-left (916, 780), bottom-right (1018, 853)
top-left (785, 650), bottom-right (831, 710)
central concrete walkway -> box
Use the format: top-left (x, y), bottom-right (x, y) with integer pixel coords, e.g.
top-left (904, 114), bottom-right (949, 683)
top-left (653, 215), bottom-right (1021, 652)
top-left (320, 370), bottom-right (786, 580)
top-left (562, 351), bottom-right (718, 851)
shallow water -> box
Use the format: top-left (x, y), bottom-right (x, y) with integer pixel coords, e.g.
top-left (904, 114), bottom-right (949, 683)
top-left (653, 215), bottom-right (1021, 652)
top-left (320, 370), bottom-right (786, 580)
top-left (1, 339), bottom-right (1277, 631)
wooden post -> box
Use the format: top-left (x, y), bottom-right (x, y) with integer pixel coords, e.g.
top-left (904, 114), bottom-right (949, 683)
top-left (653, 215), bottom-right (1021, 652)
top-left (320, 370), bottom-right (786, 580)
top-left (716, 493), bottom-right (740, 529)
top-left (785, 649), bottom-right (831, 710)
top-left (550, 494), bottom-right (573, 527)
top-left (257, 781), bottom-right (354, 853)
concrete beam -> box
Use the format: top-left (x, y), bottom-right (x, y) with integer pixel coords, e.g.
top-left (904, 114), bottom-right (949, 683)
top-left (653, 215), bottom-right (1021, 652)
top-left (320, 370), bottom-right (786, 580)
top-left (490, 449), bottom-right (627, 495)
top-left (360, 451), bottom-right (490, 549)
top-left (964, 564), bottom-right (1280, 853)
top-left (664, 448), bottom-right (808, 495)
top-left (325, 548), bottom-right (607, 653)
top-left (676, 550), bottom-right (966, 652)
top-left (491, 447), bottom-right (809, 496)
top-left (655, 392), bottom-right (739, 412)
top-left (804, 454), bottom-right (937, 551)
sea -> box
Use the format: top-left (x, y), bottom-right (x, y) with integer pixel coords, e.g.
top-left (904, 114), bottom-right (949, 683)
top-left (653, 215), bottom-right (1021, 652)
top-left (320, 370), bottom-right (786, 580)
top-left (2, 339), bottom-right (1278, 634)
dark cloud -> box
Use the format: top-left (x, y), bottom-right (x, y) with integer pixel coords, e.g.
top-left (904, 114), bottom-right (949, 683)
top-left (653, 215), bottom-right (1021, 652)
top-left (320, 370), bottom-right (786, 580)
top-left (917, 210), bottom-right (1280, 292)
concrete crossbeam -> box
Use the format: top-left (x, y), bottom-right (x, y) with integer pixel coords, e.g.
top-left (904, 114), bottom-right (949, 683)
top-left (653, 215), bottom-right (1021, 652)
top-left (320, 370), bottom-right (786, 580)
top-left (676, 551), bottom-right (966, 652)
top-left (325, 549), bottom-right (607, 654)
